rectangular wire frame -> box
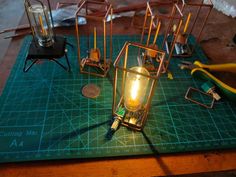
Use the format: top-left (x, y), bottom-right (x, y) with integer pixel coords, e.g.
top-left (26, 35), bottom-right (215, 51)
top-left (140, 1), bottom-right (184, 73)
top-left (75, 0), bottom-right (113, 77)
top-left (112, 42), bottom-right (166, 131)
top-left (173, 0), bottom-right (213, 57)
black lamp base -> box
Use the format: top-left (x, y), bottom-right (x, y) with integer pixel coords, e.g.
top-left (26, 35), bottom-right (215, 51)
top-left (23, 36), bottom-right (71, 72)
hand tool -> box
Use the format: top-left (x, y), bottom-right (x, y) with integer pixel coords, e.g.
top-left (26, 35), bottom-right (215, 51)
top-left (179, 60), bottom-right (236, 101)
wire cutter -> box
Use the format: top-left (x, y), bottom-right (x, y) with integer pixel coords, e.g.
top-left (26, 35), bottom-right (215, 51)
top-left (179, 61), bottom-right (236, 101)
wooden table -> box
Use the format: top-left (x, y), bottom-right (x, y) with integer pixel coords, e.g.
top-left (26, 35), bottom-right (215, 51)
top-left (0, 150), bottom-right (235, 177)
top-left (0, 1), bottom-right (236, 176)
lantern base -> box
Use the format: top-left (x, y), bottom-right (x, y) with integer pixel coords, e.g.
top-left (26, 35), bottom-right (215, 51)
top-left (38, 37), bottom-right (54, 48)
top-left (141, 52), bottom-right (162, 74)
top-left (23, 36), bottom-right (71, 72)
top-left (80, 58), bottom-right (111, 77)
top-left (166, 41), bottom-right (194, 58)
top-left (113, 104), bottom-right (147, 131)
top-left (122, 108), bottom-right (146, 131)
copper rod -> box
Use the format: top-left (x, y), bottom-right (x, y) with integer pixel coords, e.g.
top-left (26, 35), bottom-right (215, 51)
top-left (196, 5), bottom-right (213, 43)
top-left (92, 0), bottom-right (176, 16)
top-left (152, 21), bottom-right (161, 45)
top-left (183, 13), bottom-right (191, 33)
top-left (94, 27), bottom-right (97, 49)
top-left (161, 3), bottom-right (176, 49)
top-left (110, 8), bottom-right (113, 62)
top-left (183, 2), bottom-right (213, 7)
top-left (103, 20), bottom-right (106, 67)
top-left (115, 66), bottom-right (160, 80)
top-left (104, 5), bottom-right (112, 19)
top-left (4, 31), bottom-right (31, 39)
top-left (189, 4), bottom-right (202, 35)
top-left (121, 45), bottom-right (129, 97)
top-left (0, 24), bottom-right (30, 34)
top-left (113, 42), bottom-right (128, 66)
top-left (140, 3), bottom-right (149, 45)
top-left (112, 67), bottom-right (118, 115)
top-left (75, 11), bottom-right (81, 70)
top-left (56, 2), bottom-right (78, 9)
top-left (146, 16), bottom-right (154, 46)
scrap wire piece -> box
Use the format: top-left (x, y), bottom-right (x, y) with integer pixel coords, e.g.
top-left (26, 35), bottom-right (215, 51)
top-left (81, 58), bottom-right (105, 71)
top-left (178, 60), bottom-right (196, 70)
top-left (185, 87), bottom-right (215, 109)
top-left (81, 58), bottom-right (90, 68)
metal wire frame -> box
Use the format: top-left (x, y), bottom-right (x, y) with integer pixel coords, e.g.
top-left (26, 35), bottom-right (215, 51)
top-left (75, 0), bottom-right (113, 77)
top-left (140, 1), bottom-right (184, 73)
top-left (24, 0), bottom-right (55, 47)
top-left (185, 87), bottom-right (215, 108)
top-left (131, 0), bottom-right (178, 29)
top-left (174, 0), bottom-right (213, 57)
top-left (112, 42), bottom-right (166, 131)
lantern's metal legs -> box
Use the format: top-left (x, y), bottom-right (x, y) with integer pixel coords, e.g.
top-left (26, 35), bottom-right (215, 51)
top-left (23, 59), bottom-right (38, 72)
top-left (23, 47), bottom-right (71, 73)
top-left (66, 42), bottom-right (74, 49)
top-left (50, 52), bottom-right (71, 72)
top-left (64, 51), bottom-right (71, 71)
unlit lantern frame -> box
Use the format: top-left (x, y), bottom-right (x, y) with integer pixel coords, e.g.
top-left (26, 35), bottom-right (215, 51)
top-left (140, 1), bottom-right (183, 73)
top-left (174, 0), bottom-right (213, 57)
top-left (75, 0), bottom-right (113, 77)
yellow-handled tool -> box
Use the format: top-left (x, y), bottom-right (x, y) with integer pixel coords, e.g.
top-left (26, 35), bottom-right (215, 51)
top-left (193, 61), bottom-right (236, 73)
top-left (179, 61), bottom-right (236, 101)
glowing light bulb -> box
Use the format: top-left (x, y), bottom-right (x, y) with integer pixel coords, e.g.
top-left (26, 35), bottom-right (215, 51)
top-left (124, 67), bottom-right (150, 112)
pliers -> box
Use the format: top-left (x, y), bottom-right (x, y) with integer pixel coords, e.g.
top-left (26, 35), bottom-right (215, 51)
top-left (179, 61), bottom-right (236, 101)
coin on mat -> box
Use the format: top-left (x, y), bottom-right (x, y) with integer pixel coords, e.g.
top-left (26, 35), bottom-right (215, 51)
top-left (82, 84), bottom-right (101, 98)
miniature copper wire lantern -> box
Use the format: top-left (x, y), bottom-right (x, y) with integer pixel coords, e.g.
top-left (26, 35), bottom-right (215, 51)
top-left (140, 1), bottom-right (183, 73)
top-left (173, 0), bottom-right (213, 57)
top-left (75, 0), bottom-right (113, 77)
top-left (111, 42), bottom-right (165, 131)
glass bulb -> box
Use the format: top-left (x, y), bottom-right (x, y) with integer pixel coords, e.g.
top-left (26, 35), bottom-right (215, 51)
top-left (28, 4), bottom-right (54, 47)
top-left (124, 66), bottom-right (150, 112)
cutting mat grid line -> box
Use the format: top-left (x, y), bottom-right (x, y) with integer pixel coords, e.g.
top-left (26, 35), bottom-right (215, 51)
top-left (0, 35), bottom-right (235, 163)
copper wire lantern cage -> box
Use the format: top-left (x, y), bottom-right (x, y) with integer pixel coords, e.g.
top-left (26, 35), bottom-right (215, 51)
top-left (140, 1), bottom-right (183, 73)
top-left (173, 0), bottom-right (213, 57)
top-left (112, 42), bottom-right (165, 131)
top-left (75, 0), bottom-right (113, 77)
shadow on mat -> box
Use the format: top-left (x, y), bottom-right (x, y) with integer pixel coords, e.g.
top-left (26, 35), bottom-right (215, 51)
top-left (152, 95), bottom-right (183, 107)
top-left (142, 130), bottom-right (172, 175)
top-left (61, 120), bottom-right (110, 140)
top-left (42, 120), bottom-right (111, 149)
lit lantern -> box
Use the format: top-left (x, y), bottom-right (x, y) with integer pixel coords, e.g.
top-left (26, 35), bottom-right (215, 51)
top-left (75, 0), bottom-right (113, 77)
top-left (124, 67), bottom-right (150, 112)
top-left (112, 42), bottom-right (165, 131)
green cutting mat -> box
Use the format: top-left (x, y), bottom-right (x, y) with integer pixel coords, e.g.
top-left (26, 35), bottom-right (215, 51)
top-left (0, 35), bottom-right (236, 163)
